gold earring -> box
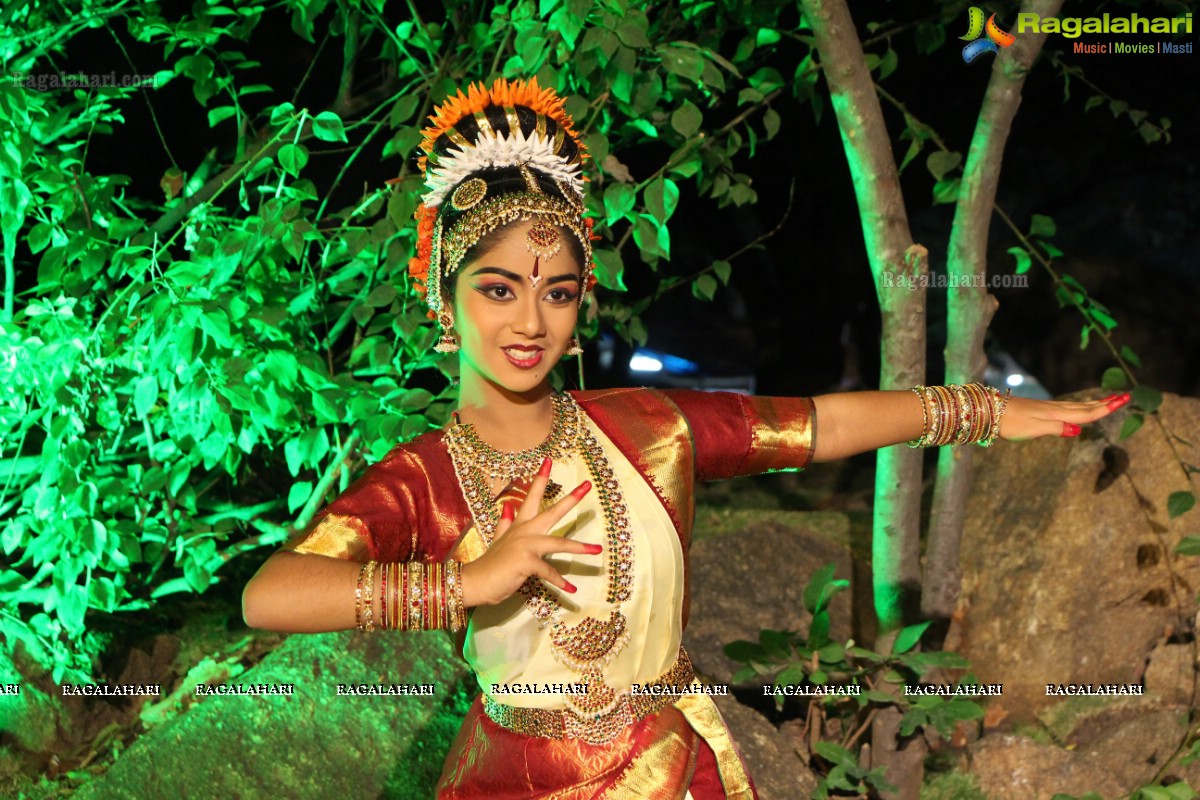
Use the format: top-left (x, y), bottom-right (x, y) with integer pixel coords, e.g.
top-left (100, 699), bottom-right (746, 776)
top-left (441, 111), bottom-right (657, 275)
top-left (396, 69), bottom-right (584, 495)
top-left (434, 313), bottom-right (460, 353)
top-left (565, 337), bottom-right (583, 356)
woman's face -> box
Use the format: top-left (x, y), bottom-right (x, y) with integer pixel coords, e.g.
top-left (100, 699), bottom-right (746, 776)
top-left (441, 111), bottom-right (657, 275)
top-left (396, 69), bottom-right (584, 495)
top-left (452, 219), bottom-right (582, 396)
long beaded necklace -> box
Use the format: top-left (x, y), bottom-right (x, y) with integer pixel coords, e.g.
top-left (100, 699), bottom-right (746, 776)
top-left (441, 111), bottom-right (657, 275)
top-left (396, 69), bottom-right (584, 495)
top-left (444, 393), bottom-right (637, 727)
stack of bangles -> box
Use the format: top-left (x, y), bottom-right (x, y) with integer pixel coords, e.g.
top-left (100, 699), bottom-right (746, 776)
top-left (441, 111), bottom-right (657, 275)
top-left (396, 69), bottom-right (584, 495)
top-left (353, 560), bottom-right (468, 633)
top-left (907, 383), bottom-right (1012, 448)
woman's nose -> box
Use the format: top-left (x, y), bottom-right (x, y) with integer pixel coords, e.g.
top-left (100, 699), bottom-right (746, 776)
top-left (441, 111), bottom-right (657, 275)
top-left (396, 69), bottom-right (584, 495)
top-left (512, 296), bottom-right (546, 337)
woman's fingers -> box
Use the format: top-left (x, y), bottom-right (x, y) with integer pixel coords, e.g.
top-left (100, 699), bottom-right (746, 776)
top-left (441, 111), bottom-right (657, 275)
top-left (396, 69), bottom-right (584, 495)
top-left (531, 560), bottom-right (578, 594)
top-left (515, 457), bottom-right (554, 523)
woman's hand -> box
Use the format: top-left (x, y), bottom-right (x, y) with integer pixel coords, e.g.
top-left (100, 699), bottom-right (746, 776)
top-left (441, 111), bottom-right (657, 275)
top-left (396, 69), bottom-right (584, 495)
top-left (999, 393), bottom-right (1130, 440)
top-left (460, 457), bottom-right (601, 607)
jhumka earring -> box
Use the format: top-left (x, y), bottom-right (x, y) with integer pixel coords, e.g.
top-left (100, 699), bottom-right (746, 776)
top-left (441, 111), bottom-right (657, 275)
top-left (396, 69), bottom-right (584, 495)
top-left (434, 312), bottom-right (460, 353)
top-left (565, 337), bottom-right (583, 356)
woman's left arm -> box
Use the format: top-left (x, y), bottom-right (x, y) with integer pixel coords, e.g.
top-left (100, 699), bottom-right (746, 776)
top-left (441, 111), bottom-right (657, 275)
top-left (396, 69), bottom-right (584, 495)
top-left (809, 390), bottom-right (1130, 463)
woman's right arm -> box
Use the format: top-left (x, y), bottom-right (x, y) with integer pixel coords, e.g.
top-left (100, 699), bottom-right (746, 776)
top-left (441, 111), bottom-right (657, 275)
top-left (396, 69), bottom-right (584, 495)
top-left (242, 550), bottom-right (364, 633)
top-left (242, 457), bottom-right (596, 632)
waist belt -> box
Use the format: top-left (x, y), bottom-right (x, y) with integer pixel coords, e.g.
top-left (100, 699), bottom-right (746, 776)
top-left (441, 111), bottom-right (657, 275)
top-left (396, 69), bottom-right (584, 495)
top-left (482, 647), bottom-right (697, 745)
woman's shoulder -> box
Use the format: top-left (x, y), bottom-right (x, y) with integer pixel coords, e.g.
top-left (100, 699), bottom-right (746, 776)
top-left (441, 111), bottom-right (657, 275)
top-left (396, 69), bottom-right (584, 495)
top-left (370, 428), bottom-right (450, 471)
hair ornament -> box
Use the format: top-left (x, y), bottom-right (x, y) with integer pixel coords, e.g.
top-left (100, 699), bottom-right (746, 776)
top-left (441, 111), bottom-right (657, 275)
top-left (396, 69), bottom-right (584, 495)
top-left (406, 78), bottom-right (596, 338)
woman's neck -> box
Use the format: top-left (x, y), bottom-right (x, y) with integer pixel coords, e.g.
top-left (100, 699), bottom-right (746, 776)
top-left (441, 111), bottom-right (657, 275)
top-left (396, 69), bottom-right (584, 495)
top-left (454, 375), bottom-right (556, 452)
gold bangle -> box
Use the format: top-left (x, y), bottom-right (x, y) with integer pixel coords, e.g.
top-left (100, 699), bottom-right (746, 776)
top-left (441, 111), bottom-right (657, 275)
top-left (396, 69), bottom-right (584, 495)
top-left (355, 562), bottom-right (369, 632)
top-left (906, 386), bottom-right (930, 447)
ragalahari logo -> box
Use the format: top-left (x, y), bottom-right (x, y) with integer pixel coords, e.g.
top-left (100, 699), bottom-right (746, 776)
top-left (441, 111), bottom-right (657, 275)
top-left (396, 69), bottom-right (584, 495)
top-left (961, 7), bottom-right (1016, 63)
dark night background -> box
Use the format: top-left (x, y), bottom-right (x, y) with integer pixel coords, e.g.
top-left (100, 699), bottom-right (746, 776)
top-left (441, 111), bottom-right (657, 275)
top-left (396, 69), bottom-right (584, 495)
top-left (38, 0), bottom-right (1200, 402)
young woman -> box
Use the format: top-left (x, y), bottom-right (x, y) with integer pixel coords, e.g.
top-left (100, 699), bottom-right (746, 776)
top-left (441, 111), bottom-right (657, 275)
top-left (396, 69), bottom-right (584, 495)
top-left (242, 78), bottom-right (1128, 799)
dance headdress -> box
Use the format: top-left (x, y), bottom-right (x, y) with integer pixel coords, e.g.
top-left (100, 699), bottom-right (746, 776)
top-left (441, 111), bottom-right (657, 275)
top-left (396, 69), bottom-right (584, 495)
top-left (407, 78), bottom-right (596, 336)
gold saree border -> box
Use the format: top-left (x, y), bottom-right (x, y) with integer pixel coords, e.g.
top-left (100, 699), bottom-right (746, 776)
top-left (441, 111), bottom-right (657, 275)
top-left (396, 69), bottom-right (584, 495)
top-left (675, 694), bottom-right (755, 800)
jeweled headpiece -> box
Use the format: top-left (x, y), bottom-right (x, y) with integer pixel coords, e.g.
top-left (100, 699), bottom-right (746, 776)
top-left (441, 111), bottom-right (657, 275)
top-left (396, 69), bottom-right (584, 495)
top-left (407, 78), bottom-right (597, 336)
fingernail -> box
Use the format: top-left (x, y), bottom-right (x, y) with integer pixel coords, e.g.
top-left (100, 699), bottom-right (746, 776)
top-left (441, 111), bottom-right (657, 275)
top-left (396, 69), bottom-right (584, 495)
top-left (501, 502), bottom-right (514, 521)
top-left (1062, 422), bottom-right (1082, 437)
top-left (571, 480), bottom-right (592, 498)
top-left (562, 581), bottom-right (577, 594)
top-left (538, 457), bottom-right (552, 478)
top-left (586, 544), bottom-right (603, 555)
top-left (1107, 393), bottom-right (1131, 411)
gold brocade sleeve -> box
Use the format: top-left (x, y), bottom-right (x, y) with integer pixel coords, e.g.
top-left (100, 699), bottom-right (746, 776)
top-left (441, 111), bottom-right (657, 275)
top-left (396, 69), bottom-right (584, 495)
top-left (659, 390), bottom-right (816, 480)
top-left (281, 512), bottom-right (371, 561)
top-left (277, 435), bottom-right (473, 564)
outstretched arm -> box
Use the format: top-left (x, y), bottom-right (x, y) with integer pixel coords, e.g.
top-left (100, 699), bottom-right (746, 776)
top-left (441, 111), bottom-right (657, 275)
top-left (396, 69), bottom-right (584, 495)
top-left (809, 390), bottom-right (1130, 462)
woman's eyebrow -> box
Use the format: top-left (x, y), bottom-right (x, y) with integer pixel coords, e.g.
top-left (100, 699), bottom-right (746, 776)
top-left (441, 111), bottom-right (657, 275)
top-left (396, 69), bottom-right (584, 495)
top-left (469, 266), bottom-right (523, 281)
top-left (469, 266), bottom-right (579, 285)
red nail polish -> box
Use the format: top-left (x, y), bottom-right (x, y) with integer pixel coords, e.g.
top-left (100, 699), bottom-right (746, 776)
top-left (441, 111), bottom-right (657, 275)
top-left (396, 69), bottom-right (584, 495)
top-left (538, 457), bottom-right (552, 478)
top-left (501, 502), bottom-right (514, 521)
top-left (1107, 394), bottom-right (1131, 411)
top-left (1062, 422), bottom-right (1082, 437)
top-left (571, 481), bottom-right (592, 498)
top-left (587, 544), bottom-right (603, 555)
top-left (563, 581), bottom-right (577, 594)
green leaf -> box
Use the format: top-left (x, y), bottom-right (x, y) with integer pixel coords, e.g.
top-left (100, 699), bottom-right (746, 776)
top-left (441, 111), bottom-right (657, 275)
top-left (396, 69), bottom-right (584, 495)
top-left (1120, 346), bottom-right (1143, 369)
top-left (802, 563), bottom-right (837, 614)
top-left (692, 274), bottom-right (717, 301)
top-left (712, 260), bottom-right (732, 285)
top-left (1101, 367), bottom-right (1128, 390)
top-left (1174, 536), bottom-right (1200, 556)
top-left (813, 741), bottom-right (857, 770)
top-left (615, 22), bottom-right (650, 48)
top-left (287, 481), bottom-right (312, 515)
top-left (659, 46), bottom-right (705, 81)
top-left (592, 248), bottom-right (627, 292)
top-left (1169, 491), bottom-right (1196, 519)
top-left (926, 151), bottom-right (961, 182)
top-left (1119, 413), bottom-right (1144, 440)
top-left (932, 177), bottom-right (960, 205)
top-left (879, 47), bottom-right (898, 80)
top-left (312, 111), bottom-right (348, 143)
top-left (723, 640), bottom-right (764, 664)
top-left (645, 177), bottom-right (680, 225)
top-left (1084, 96), bottom-right (1104, 112)
top-left (892, 621), bottom-right (931, 655)
top-left (671, 101), bottom-right (702, 137)
top-left (278, 143), bottom-right (308, 177)
top-left (1131, 385), bottom-right (1162, 413)
top-left (1007, 246), bottom-right (1031, 275)
top-left (366, 283), bottom-right (397, 308)
top-left (207, 106), bottom-right (237, 127)
top-left (762, 108), bottom-right (780, 140)
top-left (134, 374), bottom-right (158, 417)
top-left (603, 183), bottom-right (636, 226)
top-left (1029, 214), bottom-right (1057, 238)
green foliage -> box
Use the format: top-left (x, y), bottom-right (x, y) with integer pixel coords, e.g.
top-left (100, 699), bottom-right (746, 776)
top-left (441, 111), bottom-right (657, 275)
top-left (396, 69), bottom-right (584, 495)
top-left (724, 565), bottom-right (984, 797)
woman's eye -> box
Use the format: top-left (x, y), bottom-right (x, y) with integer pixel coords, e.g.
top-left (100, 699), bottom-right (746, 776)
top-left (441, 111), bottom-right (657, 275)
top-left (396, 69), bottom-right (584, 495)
top-left (547, 288), bottom-right (578, 303)
top-left (477, 284), bottom-right (512, 299)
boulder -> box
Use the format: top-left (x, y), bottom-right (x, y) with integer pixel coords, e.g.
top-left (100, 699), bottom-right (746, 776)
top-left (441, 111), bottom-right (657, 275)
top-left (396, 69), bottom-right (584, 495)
top-left (714, 694), bottom-right (819, 799)
top-left (72, 630), bottom-right (471, 800)
top-left (685, 508), bottom-right (859, 685)
top-left (951, 393), bottom-right (1200, 719)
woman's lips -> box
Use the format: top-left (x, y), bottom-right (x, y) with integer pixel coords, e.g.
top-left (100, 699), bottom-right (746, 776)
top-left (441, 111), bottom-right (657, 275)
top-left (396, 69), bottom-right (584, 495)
top-left (502, 347), bottom-right (544, 369)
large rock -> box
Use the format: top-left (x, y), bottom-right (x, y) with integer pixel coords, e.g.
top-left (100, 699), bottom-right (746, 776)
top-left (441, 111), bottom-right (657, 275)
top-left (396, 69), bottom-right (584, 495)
top-left (714, 694), bottom-right (819, 799)
top-left (685, 508), bottom-right (858, 685)
top-left (951, 393), bottom-right (1200, 719)
top-left (970, 698), bottom-right (1187, 799)
top-left (73, 631), bottom-right (471, 800)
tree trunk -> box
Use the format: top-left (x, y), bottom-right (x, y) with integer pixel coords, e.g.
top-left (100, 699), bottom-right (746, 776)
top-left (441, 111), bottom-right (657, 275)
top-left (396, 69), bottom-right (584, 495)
top-left (922, 0), bottom-right (1066, 622)
top-left (799, 1), bottom-right (927, 797)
